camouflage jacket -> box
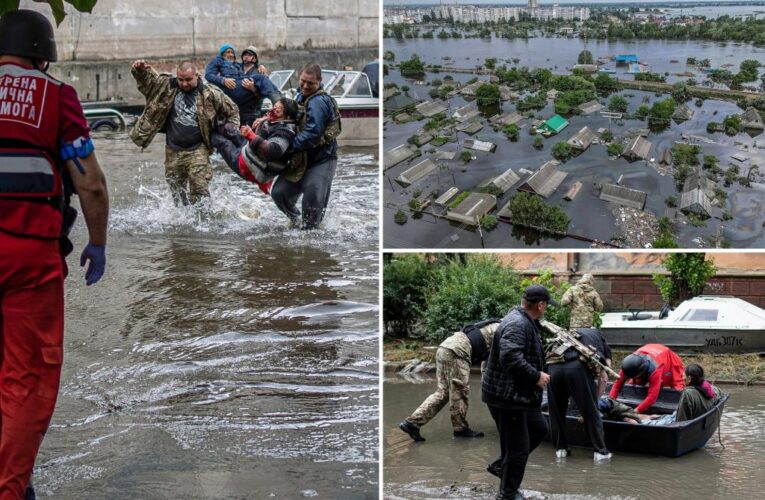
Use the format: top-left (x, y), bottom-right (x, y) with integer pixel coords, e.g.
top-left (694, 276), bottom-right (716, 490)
top-left (560, 283), bottom-right (604, 328)
top-left (129, 66), bottom-right (239, 151)
top-left (440, 322), bottom-right (499, 363)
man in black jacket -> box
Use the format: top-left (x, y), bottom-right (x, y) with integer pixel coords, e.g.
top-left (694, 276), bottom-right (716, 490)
top-left (482, 285), bottom-right (554, 500)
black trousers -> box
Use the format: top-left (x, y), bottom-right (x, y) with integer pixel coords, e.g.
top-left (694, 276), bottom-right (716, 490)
top-left (488, 405), bottom-right (548, 500)
top-left (271, 158), bottom-right (337, 229)
top-left (547, 359), bottom-right (608, 454)
top-left (211, 131), bottom-right (247, 179)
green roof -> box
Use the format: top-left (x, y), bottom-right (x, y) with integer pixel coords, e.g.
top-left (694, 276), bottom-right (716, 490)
top-left (542, 114), bottom-right (569, 133)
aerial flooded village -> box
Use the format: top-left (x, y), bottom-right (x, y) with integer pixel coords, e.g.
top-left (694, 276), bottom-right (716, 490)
top-left (383, 1), bottom-right (765, 249)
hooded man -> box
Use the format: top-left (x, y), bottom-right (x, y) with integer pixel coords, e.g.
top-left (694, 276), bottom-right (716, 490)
top-left (560, 274), bottom-right (603, 329)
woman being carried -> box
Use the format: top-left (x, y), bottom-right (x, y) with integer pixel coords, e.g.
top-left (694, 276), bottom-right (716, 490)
top-left (212, 97), bottom-right (298, 194)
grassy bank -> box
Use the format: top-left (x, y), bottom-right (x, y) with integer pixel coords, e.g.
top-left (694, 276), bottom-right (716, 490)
top-left (384, 340), bottom-right (765, 384)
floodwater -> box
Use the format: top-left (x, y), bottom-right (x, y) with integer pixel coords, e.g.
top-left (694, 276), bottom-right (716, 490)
top-left (384, 374), bottom-right (765, 499)
top-left (33, 133), bottom-right (380, 498)
top-left (383, 38), bottom-right (765, 249)
top-left (385, 37), bottom-right (765, 86)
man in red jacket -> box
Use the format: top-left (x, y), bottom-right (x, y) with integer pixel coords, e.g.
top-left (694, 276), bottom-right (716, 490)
top-left (0, 10), bottom-right (109, 499)
top-left (609, 343), bottom-right (685, 414)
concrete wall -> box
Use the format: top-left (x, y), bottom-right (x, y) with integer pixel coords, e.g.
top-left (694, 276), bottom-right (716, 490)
top-left (47, 48), bottom-right (378, 102)
top-left (21, 0), bottom-right (379, 61)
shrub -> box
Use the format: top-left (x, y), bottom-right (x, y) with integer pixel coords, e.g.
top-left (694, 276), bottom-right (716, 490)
top-left (508, 192), bottom-right (570, 234)
top-left (552, 141), bottom-right (572, 160)
top-left (601, 129), bottom-right (614, 143)
top-left (394, 209), bottom-right (408, 225)
top-left (533, 137), bottom-right (544, 149)
top-left (383, 254), bottom-right (432, 337)
top-left (475, 83), bottom-right (501, 106)
top-left (504, 123), bottom-right (520, 141)
top-left (400, 54), bottom-right (425, 76)
top-left (607, 142), bottom-right (624, 157)
top-left (422, 255), bottom-right (521, 343)
top-left (480, 214), bottom-right (499, 231)
top-left (652, 253), bottom-right (717, 306)
top-left (608, 95), bottom-right (629, 113)
top-left (460, 151), bottom-right (473, 163)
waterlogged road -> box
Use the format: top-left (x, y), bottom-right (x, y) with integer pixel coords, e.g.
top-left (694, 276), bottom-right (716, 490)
top-left (384, 374), bottom-right (765, 499)
top-left (34, 133), bottom-right (380, 498)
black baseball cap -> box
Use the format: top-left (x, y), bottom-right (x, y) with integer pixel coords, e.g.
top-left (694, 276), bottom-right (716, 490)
top-left (522, 284), bottom-right (558, 306)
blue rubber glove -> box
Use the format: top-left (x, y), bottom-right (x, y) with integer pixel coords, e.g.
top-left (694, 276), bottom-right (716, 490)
top-left (80, 243), bottom-right (106, 286)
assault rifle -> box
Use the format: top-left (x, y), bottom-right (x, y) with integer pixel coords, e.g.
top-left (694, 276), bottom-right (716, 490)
top-left (541, 320), bottom-right (620, 379)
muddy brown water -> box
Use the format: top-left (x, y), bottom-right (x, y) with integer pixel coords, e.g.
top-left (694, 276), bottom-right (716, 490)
top-left (384, 374), bottom-right (765, 499)
top-left (32, 133), bottom-right (379, 498)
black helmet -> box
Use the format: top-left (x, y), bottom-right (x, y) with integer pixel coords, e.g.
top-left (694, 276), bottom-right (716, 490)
top-left (0, 9), bottom-right (58, 62)
top-left (621, 354), bottom-right (648, 379)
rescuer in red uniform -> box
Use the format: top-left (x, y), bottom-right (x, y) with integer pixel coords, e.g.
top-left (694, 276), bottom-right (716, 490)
top-left (609, 343), bottom-right (685, 414)
top-left (0, 10), bottom-right (109, 499)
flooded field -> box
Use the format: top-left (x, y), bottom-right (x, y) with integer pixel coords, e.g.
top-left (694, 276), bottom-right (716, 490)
top-left (383, 38), bottom-right (765, 248)
top-left (384, 374), bottom-right (765, 499)
top-left (33, 133), bottom-right (380, 498)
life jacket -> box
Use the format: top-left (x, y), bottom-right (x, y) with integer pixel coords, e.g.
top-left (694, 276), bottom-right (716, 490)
top-left (282, 89), bottom-right (341, 183)
top-left (462, 318), bottom-right (499, 365)
top-left (0, 63), bottom-right (65, 239)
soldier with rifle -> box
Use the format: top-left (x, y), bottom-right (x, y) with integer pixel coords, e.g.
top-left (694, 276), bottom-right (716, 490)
top-left (542, 321), bottom-right (616, 462)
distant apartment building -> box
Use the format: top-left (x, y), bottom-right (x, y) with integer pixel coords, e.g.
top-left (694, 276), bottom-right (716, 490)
top-left (384, 3), bottom-right (590, 25)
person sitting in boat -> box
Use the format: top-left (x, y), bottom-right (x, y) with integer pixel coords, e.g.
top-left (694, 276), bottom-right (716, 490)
top-left (609, 344), bottom-right (685, 414)
top-left (676, 363), bottom-right (722, 422)
top-left (211, 97), bottom-right (298, 195)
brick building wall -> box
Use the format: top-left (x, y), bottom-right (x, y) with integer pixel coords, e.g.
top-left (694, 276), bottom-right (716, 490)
top-left (595, 274), bottom-right (765, 311)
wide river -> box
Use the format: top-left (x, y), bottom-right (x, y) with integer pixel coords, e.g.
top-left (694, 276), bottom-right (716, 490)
top-left (33, 133), bottom-right (380, 498)
top-left (384, 374), bottom-right (765, 499)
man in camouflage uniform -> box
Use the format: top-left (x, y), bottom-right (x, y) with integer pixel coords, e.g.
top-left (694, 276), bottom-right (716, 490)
top-left (399, 320), bottom-right (499, 442)
top-left (130, 60), bottom-right (239, 205)
top-left (560, 274), bottom-right (604, 329)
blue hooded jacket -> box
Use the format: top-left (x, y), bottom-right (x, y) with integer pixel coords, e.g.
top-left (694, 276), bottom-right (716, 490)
top-left (293, 86), bottom-right (339, 166)
top-left (205, 55), bottom-right (279, 117)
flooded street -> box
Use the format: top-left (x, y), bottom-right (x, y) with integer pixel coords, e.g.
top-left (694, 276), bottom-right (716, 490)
top-left (384, 374), bottom-right (765, 499)
top-left (34, 133), bottom-right (379, 498)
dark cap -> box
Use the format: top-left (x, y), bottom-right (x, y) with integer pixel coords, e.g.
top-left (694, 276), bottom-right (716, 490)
top-left (522, 284), bottom-right (558, 306)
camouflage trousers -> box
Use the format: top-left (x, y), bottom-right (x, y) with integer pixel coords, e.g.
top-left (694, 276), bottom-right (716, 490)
top-left (406, 347), bottom-right (471, 432)
top-left (165, 145), bottom-right (213, 206)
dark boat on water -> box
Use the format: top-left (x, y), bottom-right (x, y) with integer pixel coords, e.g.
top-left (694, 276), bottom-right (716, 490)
top-left (541, 384), bottom-right (729, 457)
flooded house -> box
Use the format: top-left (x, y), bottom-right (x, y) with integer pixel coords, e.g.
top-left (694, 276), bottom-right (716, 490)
top-left (463, 139), bottom-right (497, 153)
top-left (517, 160), bottom-right (568, 198)
top-left (599, 183), bottom-right (647, 210)
top-left (623, 135), bottom-right (652, 161)
top-left (415, 100), bottom-right (448, 117)
top-left (396, 158), bottom-right (439, 187)
top-left (445, 192), bottom-right (498, 226)
top-left (539, 114), bottom-right (569, 136)
top-left (567, 126), bottom-right (596, 151)
top-left (673, 103), bottom-right (695, 122)
top-left (490, 112), bottom-right (524, 127)
top-left (579, 100), bottom-right (604, 115)
top-left (384, 144), bottom-right (418, 170)
top-left (741, 107), bottom-right (765, 131)
top-left (479, 168), bottom-right (521, 194)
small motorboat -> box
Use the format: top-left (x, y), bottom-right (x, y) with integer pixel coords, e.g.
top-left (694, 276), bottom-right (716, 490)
top-left (268, 69), bottom-right (379, 147)
top-left (542, 383), bottom-right (729, 457)
top-left (600, 295), bottom-right (765, 355)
